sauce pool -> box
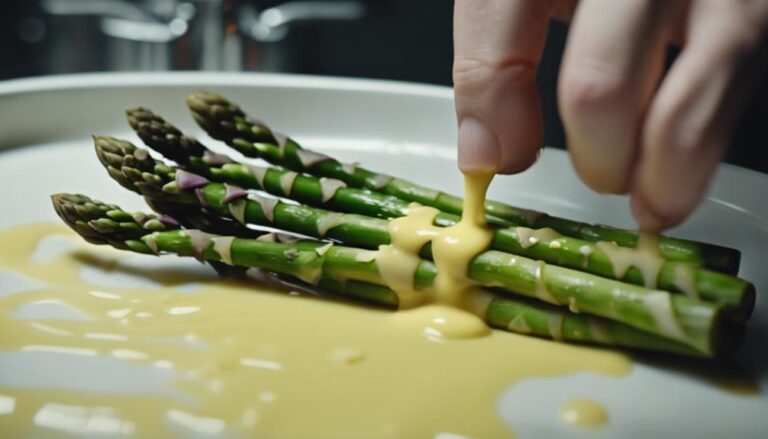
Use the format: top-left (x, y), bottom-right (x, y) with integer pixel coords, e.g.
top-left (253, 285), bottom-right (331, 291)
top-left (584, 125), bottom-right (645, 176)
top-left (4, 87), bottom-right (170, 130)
top-left (0, 169), bottom-right (632, 437)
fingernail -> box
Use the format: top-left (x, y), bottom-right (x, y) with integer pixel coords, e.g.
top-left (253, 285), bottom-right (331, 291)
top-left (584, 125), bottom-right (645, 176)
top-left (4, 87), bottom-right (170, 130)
top-left (630, 194), bottom-right (669, 232)
top-left (457, 117), bottom-right (500, 174)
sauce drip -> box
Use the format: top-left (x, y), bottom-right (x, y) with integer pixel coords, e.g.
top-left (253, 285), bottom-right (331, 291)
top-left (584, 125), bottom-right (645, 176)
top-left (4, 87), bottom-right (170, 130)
top-left (559, 398), bottom-right (608, 428)
top-left (375, 204), bottom-right (440, 309)
top-left (513, 227), bottom-right (561, 249)
top-left (375, 172), bottom-right (495, 337)
top-left (673, 263), bottom-right (699, 299)
top-left (596, 234), bottom-right (664, 288)
top-left (430, 172), bottom-right (495, 309)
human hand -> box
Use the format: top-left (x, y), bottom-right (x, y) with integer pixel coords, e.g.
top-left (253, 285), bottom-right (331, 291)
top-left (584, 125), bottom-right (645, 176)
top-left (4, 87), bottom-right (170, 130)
top-left (453, 0), bottom-right (768, 231)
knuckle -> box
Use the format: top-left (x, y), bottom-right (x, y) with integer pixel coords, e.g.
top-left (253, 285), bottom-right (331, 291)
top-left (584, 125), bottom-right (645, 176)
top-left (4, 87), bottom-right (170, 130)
top-left (453, 56), bottom-right (537, 93)
top-left (559, 67), bottom-right (627, 113)
top-left (650, 114), bottom-right (709, 154)
top-left (669, 123), bottom-right (707, 154)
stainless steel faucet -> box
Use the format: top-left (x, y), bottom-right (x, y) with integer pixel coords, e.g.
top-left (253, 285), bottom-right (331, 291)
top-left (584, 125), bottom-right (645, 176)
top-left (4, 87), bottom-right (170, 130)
top-left (36, 0), bottom-right (366, 72)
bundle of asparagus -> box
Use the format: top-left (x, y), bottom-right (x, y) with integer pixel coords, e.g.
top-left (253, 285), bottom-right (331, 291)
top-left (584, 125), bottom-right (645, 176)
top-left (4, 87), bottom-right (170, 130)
top-left (52, 92), bottom-right (756, 357)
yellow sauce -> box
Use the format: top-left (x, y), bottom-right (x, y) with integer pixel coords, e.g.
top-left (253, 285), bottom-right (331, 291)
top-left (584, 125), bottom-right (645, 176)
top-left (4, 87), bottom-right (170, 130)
top-left (390, 304), bottom-right (490, 341)
top-left (596, 233), bottom-right (664, 288)
top-left (430, 173), bottom-right (495, 310)
top-left (375, 203), bottom-right (440, 309)
top-left (0, 170), bottom-right (633, 437)
top-left (513, 227), bottom-right (562, 249)
top-left (559, 398), bottom-right (608, 428)
top-left (375, 173), bottom-right (495, 320)
top-left (673, 263), bottom-right (699, 299)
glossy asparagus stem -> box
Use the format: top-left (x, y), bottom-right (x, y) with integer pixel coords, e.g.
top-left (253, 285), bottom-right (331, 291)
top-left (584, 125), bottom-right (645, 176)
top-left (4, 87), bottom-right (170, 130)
top-left (144, 198), bottom-right (265, 239)
top-left (185, 91), bottom-right (741, 274)
top-left (115, 121), bottom-right (757, 319)
top-left (483, 297), bottom-right (724, 357)
top-left (127, 107), bottom-right (455, 223)
top-left (53, 193), bottom-right (732, 356)
top-left (91, 138), bottom-right (730, 354)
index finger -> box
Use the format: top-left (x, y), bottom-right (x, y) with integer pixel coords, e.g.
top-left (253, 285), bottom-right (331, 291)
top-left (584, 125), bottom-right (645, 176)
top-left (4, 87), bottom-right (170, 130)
top-left (453, 0), bottom-right (554, 174)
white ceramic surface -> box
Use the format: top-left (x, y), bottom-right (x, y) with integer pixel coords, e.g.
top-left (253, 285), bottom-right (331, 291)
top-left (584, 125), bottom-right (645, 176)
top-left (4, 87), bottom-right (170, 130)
top-left (0, 73), bottom-right (766, 438)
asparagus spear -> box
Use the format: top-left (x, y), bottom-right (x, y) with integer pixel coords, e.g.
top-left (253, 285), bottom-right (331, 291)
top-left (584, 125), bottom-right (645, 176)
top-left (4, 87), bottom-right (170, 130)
top-left (105, 130), bottom-right (755, 318)
top-left (51, 193), bottom-right (182, 248)
top-left (144, 198), bottom-right (266, 239)
top-left (91, 138), bottom-right (730, 353)
top-left (483, 297), bottom-right (738, 358)
top-left (127, 107), bottom-right (457, 223)
top-left (185, 91), bottom-right (741, 274)
top-left (53, 193), bottom-right (734, 356)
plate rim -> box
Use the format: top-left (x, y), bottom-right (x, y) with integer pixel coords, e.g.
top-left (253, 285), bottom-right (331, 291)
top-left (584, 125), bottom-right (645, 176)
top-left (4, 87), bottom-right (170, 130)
top-left (1, 72), bottom-right (766, 224)
top-left (2, 72), bottom-right (765, 175)
top-left (0, 71), bottom-right (453, 100)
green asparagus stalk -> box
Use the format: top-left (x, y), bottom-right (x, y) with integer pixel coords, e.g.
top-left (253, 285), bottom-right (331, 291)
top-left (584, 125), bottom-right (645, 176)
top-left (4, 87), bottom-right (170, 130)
top-left (105, 129), bottom-right (756, 319)
top-left (94, 136), bottom-right (389, 247)
top-left (126, 107), bottom-right (454, 223)
top-left (144, 198), bottom-right (265, 239)
top-left (185, 91), bottom-right (741, 274)
top-left (483, 296), bottom-right (738, 358)
top-left (53, 193), bottom-right (735, 356)
top-left (91, 139), bottom-right (731, 353)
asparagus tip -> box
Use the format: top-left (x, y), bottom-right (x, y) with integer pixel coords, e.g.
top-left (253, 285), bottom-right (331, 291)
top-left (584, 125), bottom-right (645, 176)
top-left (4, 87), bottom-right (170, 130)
top-left (125, 108), bottom-right (205, 164)
top-left (187, 90), bottom-right (231, 107)
top-left (51, 192), bottom-right (178, 246)
top-left (126, 107), bottom-right (155, 130)
top-left (51, 192), bottom-right (115, 245)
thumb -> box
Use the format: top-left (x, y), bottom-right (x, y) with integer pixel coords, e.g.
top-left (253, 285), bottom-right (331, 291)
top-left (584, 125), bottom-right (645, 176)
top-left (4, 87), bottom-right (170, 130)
top-left (453, 0), bottom-right (551, 174)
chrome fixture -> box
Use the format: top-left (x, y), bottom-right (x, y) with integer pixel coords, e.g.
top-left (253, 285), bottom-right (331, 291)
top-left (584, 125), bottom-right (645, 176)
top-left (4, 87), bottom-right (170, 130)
top-left (33, 0), bottom-right (366, 73)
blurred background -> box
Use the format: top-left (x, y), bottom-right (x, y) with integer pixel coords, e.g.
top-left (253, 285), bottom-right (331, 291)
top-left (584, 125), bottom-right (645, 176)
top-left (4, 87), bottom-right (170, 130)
top-left (0, 0), bottom-right (765, 172)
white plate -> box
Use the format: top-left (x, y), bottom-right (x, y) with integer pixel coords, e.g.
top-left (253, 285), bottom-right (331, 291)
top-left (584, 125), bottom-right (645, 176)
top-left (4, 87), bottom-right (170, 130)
top-left (0, 73), bottom-right (767, 438)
